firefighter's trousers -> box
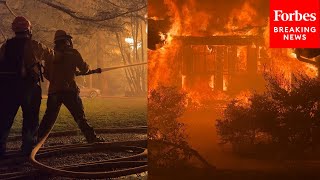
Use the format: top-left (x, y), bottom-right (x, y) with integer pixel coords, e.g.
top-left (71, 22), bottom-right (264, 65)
top-left (38, 91), bottom-right (98, 142)
top-left (0, 82), bottom-right (41, 156)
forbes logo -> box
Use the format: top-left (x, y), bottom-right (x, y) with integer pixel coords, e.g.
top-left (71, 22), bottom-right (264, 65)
top-left (273, 10), bottom-right (316, 22)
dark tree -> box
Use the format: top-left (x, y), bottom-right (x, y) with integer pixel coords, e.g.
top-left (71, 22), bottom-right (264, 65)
top-left (217, 74), bottom-right (320, 158)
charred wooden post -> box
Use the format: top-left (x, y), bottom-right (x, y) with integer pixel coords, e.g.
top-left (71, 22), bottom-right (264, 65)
top-left (246, 45), bottom-right (259, 90)
top-left (228, 46), bottom-right (237, 91)
top-left (259, 47), bottom-right (269, 67)
top-left (247, 45), bottom-right (258, 75)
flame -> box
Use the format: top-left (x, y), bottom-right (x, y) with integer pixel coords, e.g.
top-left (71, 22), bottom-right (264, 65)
top-left (148, 39), bottom-right (182, 89)
top-left (237, 46), bottom-right (247, 71)
top-left (159, 32), bottom-right (166, 41)
top-left (225, 1), bottom-right (257, 34)
top-left (187, 89), bottom-right (230, 108)
top-left (209, 75), bottom-right (214, 90)
top-left (149, 16), bottom-right (162, 21)
top-left (223, 75), bottom-right (228, 91)
top-left (149, 0), bottom-right (318, 106)
top-left (289, 53), bottom-right (297, 59)
top-left (234, 90), bottom-right (252, 108)
top-left (182, 75), bottom-right (187, 90)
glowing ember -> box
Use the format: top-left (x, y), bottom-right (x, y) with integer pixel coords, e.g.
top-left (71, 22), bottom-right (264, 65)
top-left (182, 75), bottom-right (186, 90)
top-left (209, 75), bottom-right (214, 90)
top-left (287, 49), bottom-right (297, 59)
top-left (223, 75), bottom-right (228, 91)
top-left (234, 90), bottom-right (252, 108)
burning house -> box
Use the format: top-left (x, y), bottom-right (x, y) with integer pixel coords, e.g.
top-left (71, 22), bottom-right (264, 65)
top-left (176, 34), bottom-right (268, 94)
top-left (148, 0), bottom-right (317, 101)
top-left (149, 19), bottom-right (271, 95)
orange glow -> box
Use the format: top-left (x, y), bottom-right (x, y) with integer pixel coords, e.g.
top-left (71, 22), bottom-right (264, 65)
top-left (182, 75), bottom-right (187, 90)
top-left (209, 75), bottom-right (214, 90)
top-left (149, 0), bottom-right (318, 106)
top-left (149, 16), bottom-right (162, 21)
top-left (159, 32), bottom-right (166, 41)
top-left (225, 1), bottom-right (257, 34)
top-left (234, 90), bottom-right (252, 108)
top-left (223, 75), bottom-right (228, 91)
top-left (148, 39), bottom-right (182, 89)
top-left (237, 46), bottom-right (247, 72)
top-left (148, 0), bottom-right (320, 172)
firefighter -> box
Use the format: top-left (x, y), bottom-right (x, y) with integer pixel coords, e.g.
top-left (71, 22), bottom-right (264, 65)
top-left (0, 16), bottom-right (53, 156)
top-left (38, 30), bottom-right (104, 143)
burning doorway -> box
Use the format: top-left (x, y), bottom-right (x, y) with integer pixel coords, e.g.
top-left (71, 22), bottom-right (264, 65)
top-left (177, 35), bottom-right (267, 94)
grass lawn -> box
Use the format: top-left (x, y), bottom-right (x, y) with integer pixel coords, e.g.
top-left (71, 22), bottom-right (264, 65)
top-left (10, 97), bottom-right (147, 134)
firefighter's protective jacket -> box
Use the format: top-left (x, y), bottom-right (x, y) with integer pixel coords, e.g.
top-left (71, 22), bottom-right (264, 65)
top-left (44, 47), bottom-right (89, 94)
top-left (0, 37), bottom-right (53, 82)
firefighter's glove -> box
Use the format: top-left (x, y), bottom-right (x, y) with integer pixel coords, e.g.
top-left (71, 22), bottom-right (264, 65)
top-left (95, 68), bottom-right (102, 73)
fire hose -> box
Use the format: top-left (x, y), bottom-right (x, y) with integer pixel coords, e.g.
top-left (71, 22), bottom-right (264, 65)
top-left (0, 62), bottom-right (148, 76)
top-left (0, 127), bottom-right (147, 179)
top-left (75, 62), bottom-right (148, 76)
top-left (28, 128), bottom-right (147, 179)
top-left (25, 62), bottom-right (148, 179)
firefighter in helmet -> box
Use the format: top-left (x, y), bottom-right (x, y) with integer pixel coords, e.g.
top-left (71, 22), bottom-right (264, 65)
top-left (0, 16), bottom-right (53, 156)
top-left (38, 30), bottom-right (104, 143)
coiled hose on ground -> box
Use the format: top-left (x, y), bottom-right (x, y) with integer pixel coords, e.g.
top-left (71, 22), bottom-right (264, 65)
top-left (0, 127), bottom-right (147, 179)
